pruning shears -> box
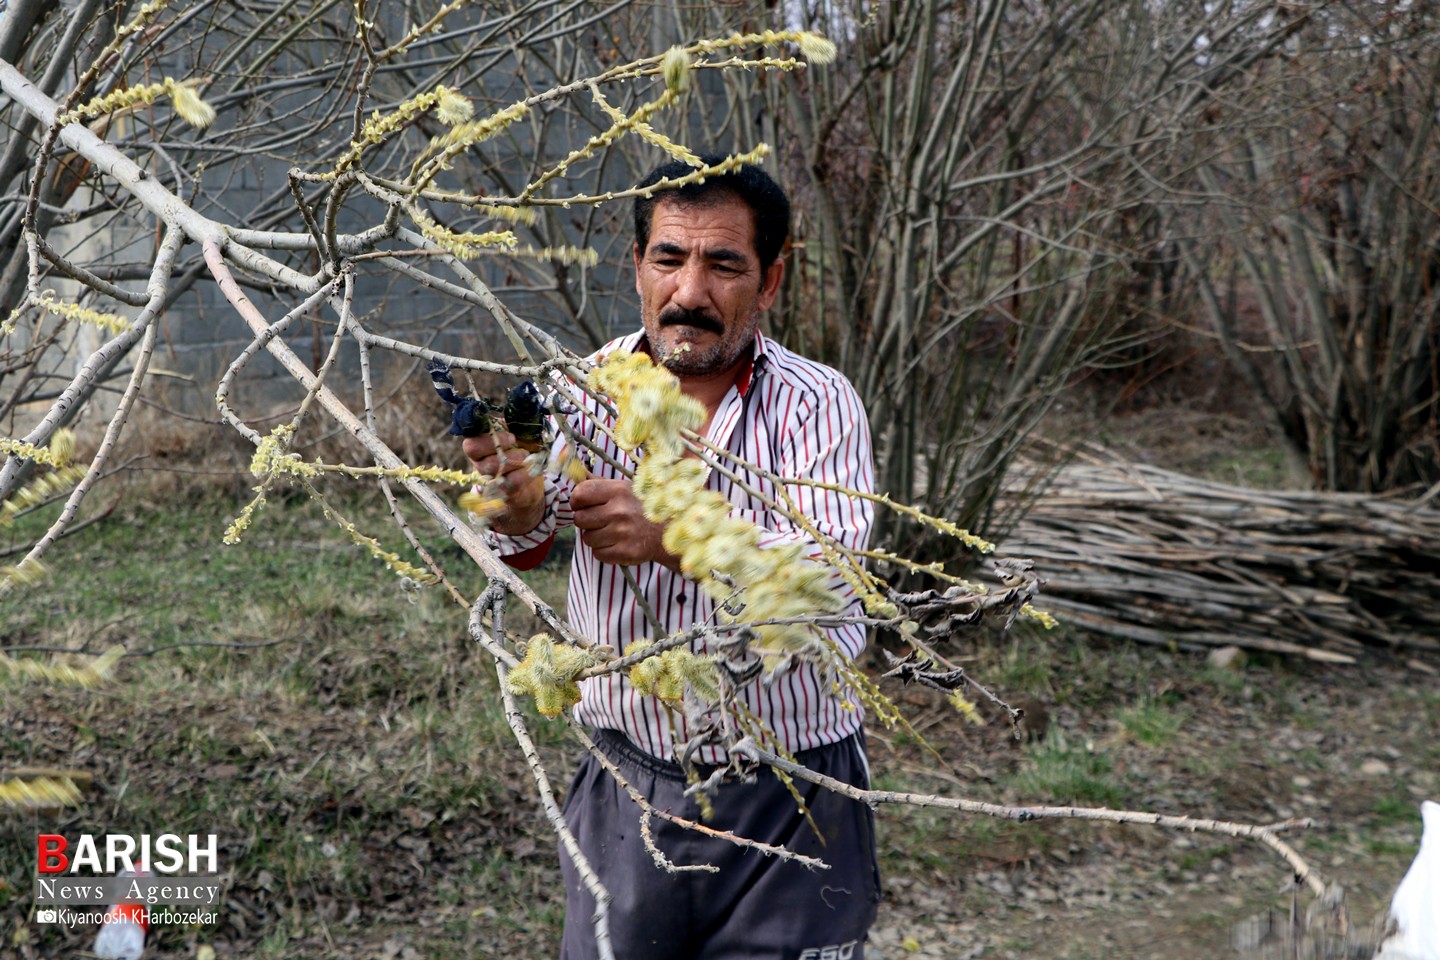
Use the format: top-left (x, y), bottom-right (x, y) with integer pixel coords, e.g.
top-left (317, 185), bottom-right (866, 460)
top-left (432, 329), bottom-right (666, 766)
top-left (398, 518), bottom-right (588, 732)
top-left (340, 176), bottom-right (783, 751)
top-left (428, 359), bottom-right (549, 452)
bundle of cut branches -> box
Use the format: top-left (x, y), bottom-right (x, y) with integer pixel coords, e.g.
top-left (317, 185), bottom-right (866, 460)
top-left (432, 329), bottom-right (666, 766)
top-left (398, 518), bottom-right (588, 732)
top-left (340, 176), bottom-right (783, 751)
top-left (998, 458), bottom-right (1440, 663)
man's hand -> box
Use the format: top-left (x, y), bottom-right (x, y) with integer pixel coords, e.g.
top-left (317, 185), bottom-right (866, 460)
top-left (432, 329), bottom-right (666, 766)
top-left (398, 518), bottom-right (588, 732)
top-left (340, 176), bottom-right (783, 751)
top-left (571, 478), bottom-right (679, 569)
top-left (462, 431), bottom-right (545, 536)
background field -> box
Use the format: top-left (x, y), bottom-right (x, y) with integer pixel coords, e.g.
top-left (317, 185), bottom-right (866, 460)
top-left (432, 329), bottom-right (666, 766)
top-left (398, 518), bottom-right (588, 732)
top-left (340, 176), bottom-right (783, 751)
top-left (3, 424), bottom-right (1434, 959)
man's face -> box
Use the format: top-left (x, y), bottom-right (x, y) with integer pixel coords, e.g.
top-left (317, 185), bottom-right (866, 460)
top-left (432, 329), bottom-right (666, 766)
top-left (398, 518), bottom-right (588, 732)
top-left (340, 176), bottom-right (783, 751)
top-left (634, 195), bottom-right (784, 378)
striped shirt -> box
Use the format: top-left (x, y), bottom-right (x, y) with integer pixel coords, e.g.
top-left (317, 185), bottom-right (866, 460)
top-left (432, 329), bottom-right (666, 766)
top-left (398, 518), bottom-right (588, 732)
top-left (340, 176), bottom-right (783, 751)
top-left (493, 330), bottom-right (874, 763)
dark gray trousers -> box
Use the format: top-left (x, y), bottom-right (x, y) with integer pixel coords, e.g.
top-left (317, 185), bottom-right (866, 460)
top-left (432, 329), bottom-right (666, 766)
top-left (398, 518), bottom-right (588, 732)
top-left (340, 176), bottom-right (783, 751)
top-left (559, 730), bottom-right (880, 960)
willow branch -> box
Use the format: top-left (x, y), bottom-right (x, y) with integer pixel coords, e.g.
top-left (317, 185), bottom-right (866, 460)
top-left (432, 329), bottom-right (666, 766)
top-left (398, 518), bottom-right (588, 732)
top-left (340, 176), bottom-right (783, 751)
top-left (201, 237), bottom-right (584, 647)
top-left (755, 747), bottom-right (1326, 897)
top-left (10, 229), bottom-right (185, 573)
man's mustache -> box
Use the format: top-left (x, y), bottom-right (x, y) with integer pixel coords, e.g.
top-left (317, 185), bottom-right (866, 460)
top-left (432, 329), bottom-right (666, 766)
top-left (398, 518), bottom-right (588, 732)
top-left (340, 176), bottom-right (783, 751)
top-left (659, 307), bottom-right (724, 336)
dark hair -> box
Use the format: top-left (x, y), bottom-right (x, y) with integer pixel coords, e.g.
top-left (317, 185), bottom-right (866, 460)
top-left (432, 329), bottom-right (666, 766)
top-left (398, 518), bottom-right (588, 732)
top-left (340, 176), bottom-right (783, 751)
top-left (632, 154), bottom-right (791, 267)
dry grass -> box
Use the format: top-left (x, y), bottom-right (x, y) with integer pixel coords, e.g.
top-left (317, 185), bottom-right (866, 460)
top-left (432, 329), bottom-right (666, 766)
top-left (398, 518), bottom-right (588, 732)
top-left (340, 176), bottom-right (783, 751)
top-left (2, 492), bottom-right (572, 959)
top-left (3, 490), bottom-right (1436, 959)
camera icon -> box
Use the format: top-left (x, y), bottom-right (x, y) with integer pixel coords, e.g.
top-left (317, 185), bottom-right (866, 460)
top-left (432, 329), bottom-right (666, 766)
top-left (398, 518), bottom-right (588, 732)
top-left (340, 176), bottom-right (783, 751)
top-left (35, 909), bottom-right (58, 924)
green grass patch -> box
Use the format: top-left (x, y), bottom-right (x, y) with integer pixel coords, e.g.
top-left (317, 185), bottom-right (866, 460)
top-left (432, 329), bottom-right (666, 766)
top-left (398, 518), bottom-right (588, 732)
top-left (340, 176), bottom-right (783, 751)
top-left (1117, 697), bottom-right (1186, 747)
top-left (1199, 665), bottom-right (1248, 696)
top-left (994, 636), bottom-right (1055, 695)
top-left (1175, 843), bottom-right (1232, 872)
top-left (1011, 731), bottom-right (1127, 807)
top-left (1371, 789), bottom-right (1418, 828)
top-left (1201, 445), bottom-right (1296, 489)
top-left (1367, 839), bottom-right (1416, 857)
top-left (875, 791), bottom-right (1055, 877)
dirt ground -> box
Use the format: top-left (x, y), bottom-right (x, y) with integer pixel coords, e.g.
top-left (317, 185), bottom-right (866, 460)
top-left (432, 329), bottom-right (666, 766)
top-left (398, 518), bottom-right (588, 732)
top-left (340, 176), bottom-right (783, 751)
top-left (9, 631), bottom-right (1434, 960)
top-left (846, 390), bottom-right (1440, 960)
top-left (861, 646), bottom-right (1436, 960)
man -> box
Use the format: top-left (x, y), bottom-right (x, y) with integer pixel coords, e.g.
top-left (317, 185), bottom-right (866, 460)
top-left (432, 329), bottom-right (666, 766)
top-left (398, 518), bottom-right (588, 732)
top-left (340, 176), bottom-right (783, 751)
top-left (464, 156), bottom-right (879, 960)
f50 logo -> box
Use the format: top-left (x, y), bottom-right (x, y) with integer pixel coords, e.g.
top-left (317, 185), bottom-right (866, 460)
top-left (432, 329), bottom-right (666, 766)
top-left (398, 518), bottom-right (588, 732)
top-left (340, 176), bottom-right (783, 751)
top-left (37, 834), bottom-right (218, 874)
top-left (798, 941), bottom-right (858, 960)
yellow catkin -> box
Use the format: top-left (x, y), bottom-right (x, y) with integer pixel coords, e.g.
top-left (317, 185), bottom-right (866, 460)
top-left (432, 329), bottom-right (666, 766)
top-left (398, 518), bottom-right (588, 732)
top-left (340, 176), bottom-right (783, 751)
top-left (796, 33), bottom-right (838, 63)
top-left (690, 29), bottom-right (836, 64)
top-left (310, 494), bottom-right (438, 585)
top-left (516, 245), bottom-right (600, 267)
top-left (0, 645), bottom-right (124, 688)
top-left (458, 490), bottom-right (504, 520)
top-left (1, 304), bottom-right (23, 338)
top-left (590, 351), bottom-right (842, 660)
top-left (411, 100), bottom-right (531, 192)
top-left (0, 777), bottom-right (83, 811)
top-left (331, 85), bottom-right (473, 176)
top-left (1, 465), bottom-right (86, 524)
top-left (248, 429), bottom-right (483, 485)
top-left (36, 292), bottom-right (129, 334)
top-left (59, 77), bottom-right (215, 130)
top-left (505, 635), bottom-right (596, 716)
top-left (0, 557), bottom-right (52, 589)
top-left (435, 87), bottom-right (473, 125)
top-left (163, 78), bottom-right (216, 129)
top-left (58, 82), bottom-right (168, 125)
top-left (789, 481), bottom-right (993, 553)
top-left (0, 429), bottom-right (77, 468)
top-left (231, 424), bottom-right (484, 545)
top-left (588, 86), bottom-right (700, 168)
top-left (251, 440), bottom-right (481, 485)
top-left (358, 463), bottom-right (477, 485)
top-left (624, 640), bottom-right (718, 704)
top-left (661, 46), bottom-right (691, 93)
top-left (626, 146), bottom-right (771, 203)
top-left (222, 488), bottom-right (267, 545)
top-left (948, 690), bottom-right (986, 726)
top-left (113, 0), bottom-right (178, 45)
top-left (248, 424), bottom-right (298, 477)
top-left (556, 446), bottom-right (592, 484)
top-left (49, 429), bottom-right (75, 465)
top-left (412, 212), bottom-right (516, 259)
top-left (473, 204), bottom-right (539, 227)
top-left (827, 645), bottom-right (904, 729)
top-left (425, 100), bottom-right (530, 154)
